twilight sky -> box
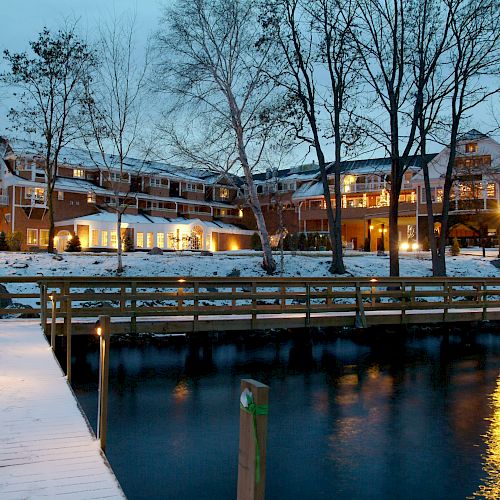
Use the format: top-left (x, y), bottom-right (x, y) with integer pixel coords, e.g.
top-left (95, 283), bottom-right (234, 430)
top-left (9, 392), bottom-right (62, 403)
top-left (0, 0), bottom-right (498, 165)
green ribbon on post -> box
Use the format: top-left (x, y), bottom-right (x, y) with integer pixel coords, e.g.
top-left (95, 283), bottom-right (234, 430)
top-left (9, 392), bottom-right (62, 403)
top-left (240, 390), bottom-right (269, 484)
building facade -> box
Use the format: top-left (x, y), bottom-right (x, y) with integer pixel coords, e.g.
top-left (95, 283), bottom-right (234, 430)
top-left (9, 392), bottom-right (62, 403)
top-left (0, 130), bottom-right (498, 253)
top-left (0, 138), bottom-right (253, 252)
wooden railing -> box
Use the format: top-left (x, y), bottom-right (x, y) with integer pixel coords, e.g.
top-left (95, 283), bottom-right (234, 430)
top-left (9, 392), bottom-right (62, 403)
top-left (2, 276), bottom-right (500, 328)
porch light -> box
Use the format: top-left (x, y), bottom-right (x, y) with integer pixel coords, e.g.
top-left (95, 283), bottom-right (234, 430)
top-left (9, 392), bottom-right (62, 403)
top-left (412, 243), bottom-right (419, 251)
top-left (369, 225), bottom-right (374, 230)
top-left (400, 242), bottom-right (409, 251)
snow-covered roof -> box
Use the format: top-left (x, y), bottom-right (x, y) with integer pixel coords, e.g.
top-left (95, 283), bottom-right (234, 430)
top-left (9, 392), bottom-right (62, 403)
top-left (292, 181), bottom-right (324, 200)
top-left (55, 213), bottom-right (253, 234)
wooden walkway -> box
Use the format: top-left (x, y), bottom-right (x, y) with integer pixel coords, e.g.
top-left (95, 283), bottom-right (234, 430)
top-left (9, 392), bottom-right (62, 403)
top-left (0, 320), bottom-right (124, 500)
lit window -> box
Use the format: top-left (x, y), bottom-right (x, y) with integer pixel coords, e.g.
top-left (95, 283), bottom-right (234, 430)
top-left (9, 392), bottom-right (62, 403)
top-left (147, 232), bottom-right (154, 248)
top-left (87, 191), bottom-right (96, 203)
top-left (110, 231), bottom-right (118, 248)
top-left (58, 191), bottom-right (64, 200)
top-left (465, 143), bottom-right (478, 153)
top-left (487, 183), bottom-right (496, 198)
top-left (167, 232), bottom-right (175, 249)
top-left (102, 231), bottom-right (108, 247)
top-left (91, 229), bottom-right (99, 246)
top-left (238, 209), bottom-right (243, 218)
top-left (27, 229), bottom-right (37, 245)
top-left (219, 187), bottom-right (229, 199)
top-left (73, 169), bottom-right (85, 178)
top-left (137, 232), bottom-right (144, 248)
top-left (39, 229), bottom-right (49, 246)
top-left (157, 233), bottom-right (165, 248)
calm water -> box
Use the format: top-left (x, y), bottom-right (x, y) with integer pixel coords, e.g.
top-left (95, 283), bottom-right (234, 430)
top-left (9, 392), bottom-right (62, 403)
top-left (71, 330), bottom-right (500, 500)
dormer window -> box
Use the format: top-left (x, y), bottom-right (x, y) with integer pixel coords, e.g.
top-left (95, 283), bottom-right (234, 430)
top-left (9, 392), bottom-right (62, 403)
top-left (465, 143), bottom-right (478, 153)
top-left (73, 168), bottom-right (85, 178)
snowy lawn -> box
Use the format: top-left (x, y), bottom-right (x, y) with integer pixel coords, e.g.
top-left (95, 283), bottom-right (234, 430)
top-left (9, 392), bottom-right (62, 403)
top-left (1, 248), bottom-right (499, 279)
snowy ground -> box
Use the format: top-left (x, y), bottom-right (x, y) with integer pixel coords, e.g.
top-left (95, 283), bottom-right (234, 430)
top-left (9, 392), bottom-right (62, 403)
top-left (0, 320), bottom-right (124, 499)
top-left (0, 248), bottom-right (499, 280)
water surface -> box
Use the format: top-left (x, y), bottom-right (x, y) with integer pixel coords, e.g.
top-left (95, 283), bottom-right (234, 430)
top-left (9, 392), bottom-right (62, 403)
top-left (71, 330), bottom-right (500, 499)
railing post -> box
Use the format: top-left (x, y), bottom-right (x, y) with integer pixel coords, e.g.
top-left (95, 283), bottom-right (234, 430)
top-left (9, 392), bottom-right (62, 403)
top-left (50, 293), bottom-right (57, 350)
top-left (305, 283), bottom-right (311, 327)
top-left (131, 282), bottom-right (137, 334)
top-left (40, 283), bottom-right (47, 333)
top-left (251, 282), bottom-right (257, 330)
top-left (355, 282), bottom-right (367, 329)
top-left (194, 282), bottom-right (199, 332)
top-left (237, 379), bottom-right (269, 500)
top-left (65, 296), bottom-right (72, 383)
top-left (482, 281), bottom-right (488, 321)
top-left (97, 315), bottom-right (111, 452)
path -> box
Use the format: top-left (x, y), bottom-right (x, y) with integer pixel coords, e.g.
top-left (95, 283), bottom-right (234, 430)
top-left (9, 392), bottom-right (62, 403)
top-left (0, 320), bottom-right (124, 499)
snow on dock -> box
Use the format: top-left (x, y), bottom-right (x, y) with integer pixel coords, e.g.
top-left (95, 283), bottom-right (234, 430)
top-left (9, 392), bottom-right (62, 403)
top-left (0, 320), bottom-right (124, 499)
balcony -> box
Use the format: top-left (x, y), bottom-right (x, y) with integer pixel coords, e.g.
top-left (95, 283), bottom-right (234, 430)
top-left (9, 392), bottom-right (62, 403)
top-left (333, 182), bottom-right (389, 194)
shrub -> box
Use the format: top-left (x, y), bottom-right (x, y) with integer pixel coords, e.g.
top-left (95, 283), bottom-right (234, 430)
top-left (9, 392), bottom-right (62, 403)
top-left (0, 231), bottom-right (8, 251)
top-left (251, 232), bottom-right (262, 250)
top-left (422, 236), bottom-right (430, 251)
top-left (298, 233), bottom-right (307, 251)
top-left (7, 231), bottom-right (23, 251)
top-left (66, 234), bottom-right (82, 252)
top-left (123, 234), bottom-right (134, 252)
top-left (450, 237), bottom-right (460, 256)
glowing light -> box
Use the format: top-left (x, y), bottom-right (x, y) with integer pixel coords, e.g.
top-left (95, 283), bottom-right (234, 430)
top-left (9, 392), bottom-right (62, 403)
top-left (400, 242), bottom-right (410, 251)
top-left (370, 278), bottom-right (378, 283)
top-left (369, 225), bottom-right (374, 230)
top-left (96, 326), bottom-right (102, 336)
top-left (178, 278), bottom-right (186, 283)
top-left (411, 243), bottom-right (419, 251)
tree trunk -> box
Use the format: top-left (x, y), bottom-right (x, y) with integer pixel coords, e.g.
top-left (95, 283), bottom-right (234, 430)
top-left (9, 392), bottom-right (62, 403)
top-left (388, 191), bottom-right (400, 276)
top-left (436, 120), bottom-right (460, 277)
top-left (420, 127), bottom-right (440, 275)
top-left (116, 211), bottom-right (123, 274)
top-left (47, 185), bottom-right (55, 254)
top-left (229, 94), bottom-right (276, 274)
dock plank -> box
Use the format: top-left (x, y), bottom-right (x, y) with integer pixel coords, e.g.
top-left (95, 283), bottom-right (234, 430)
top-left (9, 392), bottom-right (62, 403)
top-left (0, 321), bottom-right (124, 499)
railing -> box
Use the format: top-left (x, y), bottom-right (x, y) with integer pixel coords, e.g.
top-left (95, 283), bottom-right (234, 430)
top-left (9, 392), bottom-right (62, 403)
top-left (2, 276), bottom-right (500, 331)
top-left (332, 182), bottom-right (389, 194)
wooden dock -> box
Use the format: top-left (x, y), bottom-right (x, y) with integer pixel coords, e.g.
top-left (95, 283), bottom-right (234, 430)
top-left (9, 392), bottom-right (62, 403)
top-left (0, 320), bottom-right (124, 499)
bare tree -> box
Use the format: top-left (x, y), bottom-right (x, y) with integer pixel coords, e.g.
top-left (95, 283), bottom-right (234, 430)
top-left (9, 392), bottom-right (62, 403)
top-left (80, 16), bottom-right (151, 273)
top-left (154, 0), bottom-right (277, 274)
top-left (352, 0), bottom-right (426, 277)
top-left (431, 0), bottom-right (500, 275)
top-left (3, 26), bottom-right (93, 252)
top-left (261, 0), bottom-right (360, 274)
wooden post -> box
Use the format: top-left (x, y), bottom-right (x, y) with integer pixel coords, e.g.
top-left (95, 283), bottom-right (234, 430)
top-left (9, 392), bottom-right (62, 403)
top-left (40, 284), bottom-right (47, 333)
top-left (237, 379), bottom-right (269, 500)
top-left (50, 294), bottom-right (57, 350)
top-left (130, 282), bottom-right (137, 334)
top-left (65, 297), bottom-right (72, 383)
top-left (305, 284), bottom-right (311, 327)
top-left (97, 315), bottom-right (111, 452)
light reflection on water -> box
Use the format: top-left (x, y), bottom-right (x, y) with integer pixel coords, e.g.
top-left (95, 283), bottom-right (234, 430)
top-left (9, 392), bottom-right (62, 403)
top-left (473, 375), bottom-right (500, 499)
top-left (70, 332), bottom-right (500, 500)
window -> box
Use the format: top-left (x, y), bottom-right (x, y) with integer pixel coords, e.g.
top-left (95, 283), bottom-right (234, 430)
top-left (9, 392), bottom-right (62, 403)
top-left (26, 187), bottom-right (45, 201)
top-left (157, 233), bottom-right (165, 248)
top-left (58, 191), bottom-right (64, 200)
top-left (238, 209), bottom-right (243, 218)
top-left (167, 232), bottom-right (175, 249)
top-left (137, 232), bottom-right (144, 248)
top-left (110, 231), bottom-right (118, 248)
top-left (147, 232), bottom-right (154, 248)
top-left (73, 169), bottom-right (85, 178)
top-left (27, 229), bottom-right (37, 245)
top-left (465, 143), bottom-right (478, 153)
top-left (150, 177), bottom-right (162, 187)
top-left (106, 171), bottom-right (130, 183)
top-left (102, 231), bottom-right (108, 247)
top-left (219, 187), bottom-right (229, 199)
top-left (185, 183), bottom-right (203, 192)
top-left (87, 191), bottom-right (96, 203)
top-left (39, 229), bottom-right (49, 246)
top-left (91, 229), bottom-right (99, 246)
